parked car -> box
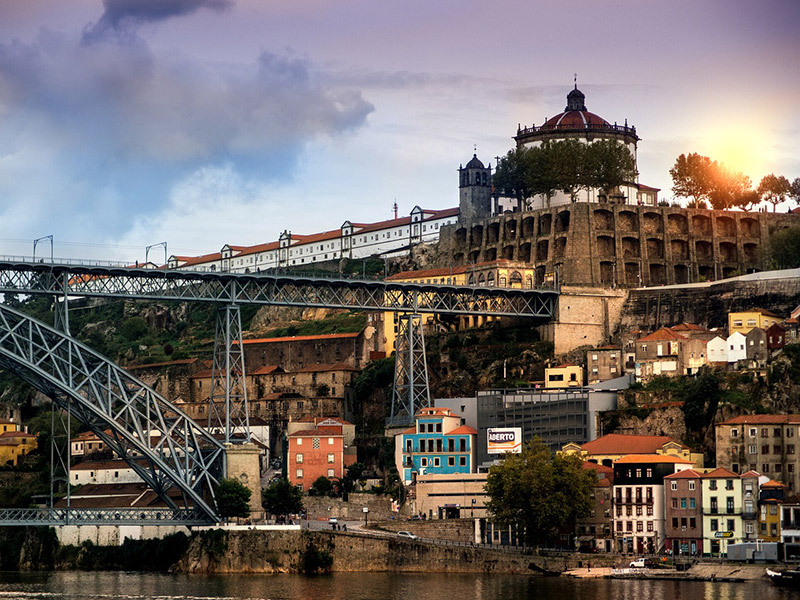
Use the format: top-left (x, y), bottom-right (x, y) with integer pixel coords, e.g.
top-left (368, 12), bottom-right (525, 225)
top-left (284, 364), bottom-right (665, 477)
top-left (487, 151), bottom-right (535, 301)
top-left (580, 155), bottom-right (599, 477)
top-left (397, 531), bottom-right (418, 539)
top-left (329, 517), bottom-right (338, 525)
top-left (629, 558), bottom-right (654, 568)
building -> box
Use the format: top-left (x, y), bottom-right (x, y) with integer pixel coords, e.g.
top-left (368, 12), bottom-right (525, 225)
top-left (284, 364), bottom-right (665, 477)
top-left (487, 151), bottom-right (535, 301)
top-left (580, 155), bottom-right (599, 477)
top-left (167, 205), bottom-right (460, 272)
top-left (586, 346), bottom-right (623, 384)
top-left (760, 479), bottom-right (786, 541)
top-left (0, 429), bottom-right (37, 467)
top-left (707, 336), bottom-right (728, 364)
top-left (700, 468), bottom-right (743, 556)
top-left (745, 328), bottom-right (768, 365)
top-left (664, 469), bottom-right (704, 556)
top-left (414, 472), bottom-right (489, 520)
top-left (716, 415), bottom-right (800, 490)
top-left (634, 327), bottom-right (707, 381)
top-left (475, 377), bottom-right (623, 460)
top-left (395, 407), bottom-right (477, 485)
top-left (70, 430), bottom-right (111, 459)
top-left (727, 331), bottom-right (748, 363)
top-left (0, 419), bottom-right (20, 434)
top-left (544, 363), bottom-right (583, 388)
top-left (511, 86), bottom-right (654, 210)
top-left (740, 470), bottom-right (760, 541)
top-left (287, 419), bottom-right (355, 492)
top-left (562, 433), bottom-right (700, 468)
top-left (576, 462), bottom-right (614, 552)
top-left (70, 459), bottom-right (145, 486)
top-left (728, 309), bottom-right (782, 336)
top-left (767, 323), bottom-right (787, 350)
top-left (613, 455), bottom-right (693, 554)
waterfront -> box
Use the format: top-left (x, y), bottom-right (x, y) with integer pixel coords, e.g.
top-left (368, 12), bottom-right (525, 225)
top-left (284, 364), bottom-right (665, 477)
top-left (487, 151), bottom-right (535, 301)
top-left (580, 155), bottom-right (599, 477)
top-left (0, 571), bottom-right (785, 600)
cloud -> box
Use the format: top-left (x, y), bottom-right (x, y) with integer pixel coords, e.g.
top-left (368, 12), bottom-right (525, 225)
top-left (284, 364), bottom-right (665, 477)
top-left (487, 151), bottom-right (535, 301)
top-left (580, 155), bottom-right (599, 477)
top-left (83, 0), bottom-right (234, 42)
top-left (0, 28), bottom-right (373, 242)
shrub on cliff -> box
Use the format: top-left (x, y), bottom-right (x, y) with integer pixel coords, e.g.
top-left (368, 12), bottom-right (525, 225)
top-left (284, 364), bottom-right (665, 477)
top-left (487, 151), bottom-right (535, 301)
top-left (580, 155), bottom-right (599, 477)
top-left (215, 478), bottom-right (251, 519)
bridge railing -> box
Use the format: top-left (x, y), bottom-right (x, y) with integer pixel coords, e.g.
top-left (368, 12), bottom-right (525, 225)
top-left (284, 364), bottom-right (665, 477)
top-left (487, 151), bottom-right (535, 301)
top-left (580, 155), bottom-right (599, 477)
top-left (0, 507), bottom-right (214, 526)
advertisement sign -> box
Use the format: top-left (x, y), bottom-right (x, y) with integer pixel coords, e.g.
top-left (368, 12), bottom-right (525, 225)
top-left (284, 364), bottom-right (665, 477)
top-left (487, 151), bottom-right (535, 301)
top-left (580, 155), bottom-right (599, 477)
top-left (714, 531), bottom-right (734, 538)
top-left (487, 428), bottom-right (522, 454)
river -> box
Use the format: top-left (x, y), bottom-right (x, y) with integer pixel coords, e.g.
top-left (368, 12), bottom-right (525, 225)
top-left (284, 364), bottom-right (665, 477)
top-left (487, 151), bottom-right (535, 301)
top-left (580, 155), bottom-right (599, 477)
top-left (0, 572), bottom-right (789, 600)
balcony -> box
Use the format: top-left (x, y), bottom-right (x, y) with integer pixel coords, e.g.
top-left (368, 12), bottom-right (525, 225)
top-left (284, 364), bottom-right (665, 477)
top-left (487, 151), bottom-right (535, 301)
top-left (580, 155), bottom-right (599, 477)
top-left (743, 512), bottom-right (757, 520)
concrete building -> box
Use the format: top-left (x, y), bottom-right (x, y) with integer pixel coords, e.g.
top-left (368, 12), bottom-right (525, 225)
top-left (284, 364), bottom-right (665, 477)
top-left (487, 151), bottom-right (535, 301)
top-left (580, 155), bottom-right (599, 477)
top-left (70, 459), bottom-right (145, 486)
top-left (727, 331), bottom-right (748, 363)
top-left (0, 429), bottom-right (37, 467)
top-left (395, 407), bottom-right (477, 485)
top-left (544, 363), bottom-right (583, 389)
top-left (707, 336), bottom-right (728, 364)
top-left (414, 472), bottom-right (489, 520)
top-left (760, 479), bottom-right (786, 541)
top-left (586, 346), bottom-right (623, 384)
top-left (562, 433), bottom-right (699, 469)
top-left (576, 462), bottom-right (614, 552)
top-left (745, 327), bottom-right (768, 365)
top-left (634, 327), bottom-right (707, 381)
top-left (664, 469), bottom-right (704, 556)
top-left (475, 376), bottom-right (625, 460)
top-left (740, 470), bottom-right (761, 541)
top-left (716, 415), bottom-right (800, 490)
top-left (613, 454), bottom-right (693, 554)
top-left (767, 323), bottom-right (787, 350)
top-left (728, 309), bottom-right (782, 336)
top-left (701, 468), bottom-right (743, 556)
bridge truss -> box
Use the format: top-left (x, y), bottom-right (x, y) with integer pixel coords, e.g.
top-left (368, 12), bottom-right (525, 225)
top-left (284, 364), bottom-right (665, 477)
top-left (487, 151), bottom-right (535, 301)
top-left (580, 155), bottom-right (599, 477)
top-left (0, 304), bottom-right (224, 523)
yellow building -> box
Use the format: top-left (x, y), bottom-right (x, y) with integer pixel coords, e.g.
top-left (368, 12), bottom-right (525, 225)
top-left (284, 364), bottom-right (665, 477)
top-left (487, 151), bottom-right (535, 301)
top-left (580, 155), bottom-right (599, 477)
top-left (728, 309), bottom-right (782, 336)
top-left (561, 433), bottom-right (703, 469)
top-left (758, 480), bottom-right (786, 542)
top-left (0, 419), bottom-right (19, 434)
top-left (0, 430), bottom-right (37, 467)
top-left (544, 363), bottom-right (583, 388)
top-left (383, 260), bottom-right (537, 353)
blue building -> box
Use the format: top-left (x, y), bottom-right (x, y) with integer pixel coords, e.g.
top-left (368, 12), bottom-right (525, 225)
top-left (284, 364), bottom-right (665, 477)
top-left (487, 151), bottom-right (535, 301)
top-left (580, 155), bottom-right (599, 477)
top-left (395, 407), bottom-right (477, 484)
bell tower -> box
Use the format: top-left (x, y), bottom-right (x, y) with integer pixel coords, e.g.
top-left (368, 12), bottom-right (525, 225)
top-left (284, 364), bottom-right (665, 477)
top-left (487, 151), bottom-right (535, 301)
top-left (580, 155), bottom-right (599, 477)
top-left (458, 152), bottom-right (492, 224)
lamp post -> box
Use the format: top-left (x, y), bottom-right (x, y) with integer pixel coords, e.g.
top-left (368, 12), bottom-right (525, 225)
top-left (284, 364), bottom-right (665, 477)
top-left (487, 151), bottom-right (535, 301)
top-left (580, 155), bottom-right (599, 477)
top-left (145, 241), bottom-right (168, 267)
top-left (33, 235), bottom-right (54, 263)
top-left (363, 506), bottom-right (369, 528)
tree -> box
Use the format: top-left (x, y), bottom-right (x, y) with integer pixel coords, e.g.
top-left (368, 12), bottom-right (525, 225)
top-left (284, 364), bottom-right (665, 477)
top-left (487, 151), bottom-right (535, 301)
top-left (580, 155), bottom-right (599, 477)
top-left (709, 167), bottom-right (752, 211)
top-left (493, 147), bottom-right (537, 207)
top-left (262, 477), bottom-right (304, 517)
top-left (584, 139), bottom-right (637, 200)
top-left (767, 226), bottom-right (800, 269)
top-left (790, 177), bottom-right (800, 206)
top-left (309, 476), bottom-right (334, 497)
top-left (485, 439), bottom-right (595, 546)
top-left (758, 174), bottom-right (792, 212)
top-left (549, 139), bottom-right (589, 202)
top-left (670, 153), bottom-right (753, 210)
top-left (215, 478), bottom-right (251, 520)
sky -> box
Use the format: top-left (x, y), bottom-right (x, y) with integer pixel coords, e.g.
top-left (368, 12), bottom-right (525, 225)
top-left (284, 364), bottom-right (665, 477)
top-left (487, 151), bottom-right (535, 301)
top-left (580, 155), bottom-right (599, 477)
top-left (0, 0), bottom-right (798, 262)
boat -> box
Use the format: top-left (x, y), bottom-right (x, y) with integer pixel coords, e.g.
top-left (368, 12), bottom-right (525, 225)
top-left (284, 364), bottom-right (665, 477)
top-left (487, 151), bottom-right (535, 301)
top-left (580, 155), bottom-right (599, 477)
top-left (766, 568), bottom-right (800, 586)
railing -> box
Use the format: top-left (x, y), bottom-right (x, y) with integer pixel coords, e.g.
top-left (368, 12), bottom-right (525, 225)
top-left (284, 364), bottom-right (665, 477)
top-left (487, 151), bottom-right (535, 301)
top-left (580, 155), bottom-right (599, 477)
top-left (0, 507), bottom-right (214, 526)
top-left (517, 122), bottom-right (637, 137)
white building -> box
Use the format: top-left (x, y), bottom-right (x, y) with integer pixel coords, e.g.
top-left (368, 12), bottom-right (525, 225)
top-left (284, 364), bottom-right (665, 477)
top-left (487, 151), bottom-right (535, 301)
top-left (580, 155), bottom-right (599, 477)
top-left (71, 459), bottom-right (144, 486)
top-left (167, 206), bottom-right (459, 273)
top-left (727, 332), bottom-right (747, 363)
top-left (707, 336), bottom-right (728, 364)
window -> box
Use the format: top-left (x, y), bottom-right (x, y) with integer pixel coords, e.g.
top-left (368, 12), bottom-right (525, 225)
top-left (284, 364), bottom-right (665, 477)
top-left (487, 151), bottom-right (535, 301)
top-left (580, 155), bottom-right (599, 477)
top-left (672, 498), bottom-right (678, 508)
top-left (327, 453), bottom-right (335, 463)
top-left (636, 506), bottom-right (643, 516)
top-left (626, 521), bottom-right (633, 532)
top-left (789, 445), bottom-right (796, 454)
top-left (748, 445), bottom-right (757, 454)
top-left (327, 469), bottom-right (335, 477)
top-left (763, 464), bottom-right (770, 473)
top-left (680, 498), bottom-right (687, 509)
top-left (459, 456), bottom-right (467, 467)
top-left (726, 497), bottom-right (734, 513)
top-left (689, 498), bottom-right (696, 509)
top-left (727, 519), bottom-right (735, 532)
top-left (725, 479), bottom-right (734, 490)
top-left (709, 480), bottom-right (717, 490)
top-left (448, 456), bottom-right (455, 467)
top-left (647, 505), bottom-right (653, 516)
top-left (329, 437), bottom-right (335, 445)
top-left (420, 457), bottom-right (428, 467)
top-left (689, 481), bottom-right (696, 491)
top-left (297, 438), bottom-right (303, 446)
top-left (433, 457), bottom-right (440, 467)
top-left (296, 453), bottom-right (304, 464)
top-left (690, 517), bottom-right (696, 529)
top-left (646, 469), bottom-right (652, 478)
top-left (749, 428), bottom-right (757, 438)
top-left (636, 521), bottom-right (643, 532)
top-left (762, 428), bottom-right (769, 437)
top-left (762, 445), bottom-right (770, 454)
top-left (775, 428), bottom-right (782, 437)
top-left (789, 428), bottom-right (795, 438)
top-left (710, 519), bottom-right (718, 531)
top-left (671, 481), bottom-right (678, 491)
top-left (296, 468), bottom-right (303, 479)
top-left (636, 469), bottom-right (642, 478)
top-left (647, 521), bottom-right (654, 532)
top-left (672, 517), bottom-right (679, 528)
top-left (710, 498), bottom-right (718, 512)
top-left (731, 428), bottom-right (739, 438)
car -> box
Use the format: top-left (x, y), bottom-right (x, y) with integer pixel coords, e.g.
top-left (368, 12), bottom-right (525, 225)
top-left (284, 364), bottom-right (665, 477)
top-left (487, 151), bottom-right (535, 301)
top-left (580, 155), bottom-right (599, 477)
top-left (397, 531), bottom-right (418, 539)
top-left (629, 558), bottom-right (654, 568)
top-left (328, 517), bottom-right (338, 525)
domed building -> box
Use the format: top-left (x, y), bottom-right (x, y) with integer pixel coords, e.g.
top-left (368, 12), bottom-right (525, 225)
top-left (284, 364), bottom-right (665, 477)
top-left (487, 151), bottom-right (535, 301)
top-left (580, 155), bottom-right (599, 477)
top-left (503, 84), bottom-right (658, 210)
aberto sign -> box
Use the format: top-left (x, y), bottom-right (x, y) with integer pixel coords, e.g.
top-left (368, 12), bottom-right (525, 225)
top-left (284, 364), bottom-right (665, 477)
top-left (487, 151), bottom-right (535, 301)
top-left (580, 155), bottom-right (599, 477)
top-left (487, 428), bottom-right (522, 454)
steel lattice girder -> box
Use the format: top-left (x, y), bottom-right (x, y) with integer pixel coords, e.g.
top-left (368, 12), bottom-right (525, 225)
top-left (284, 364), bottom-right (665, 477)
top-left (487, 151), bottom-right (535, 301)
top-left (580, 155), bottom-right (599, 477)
top-left (0, 507), bottom-right (212, 526)
top-left (0, 262), bottom-right (557, 318)
top-left (0, 304), bottom-right (224, 521)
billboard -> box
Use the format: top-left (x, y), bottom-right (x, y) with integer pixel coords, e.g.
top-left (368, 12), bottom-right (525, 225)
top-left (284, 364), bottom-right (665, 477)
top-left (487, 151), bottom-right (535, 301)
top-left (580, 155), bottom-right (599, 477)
top-left (487, 428), bottom-right (523, 454)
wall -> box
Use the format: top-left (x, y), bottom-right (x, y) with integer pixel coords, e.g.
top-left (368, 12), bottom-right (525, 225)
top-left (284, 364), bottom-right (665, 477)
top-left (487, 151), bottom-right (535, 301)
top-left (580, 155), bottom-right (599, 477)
top-left (304, 493), bottom-right (400, 522)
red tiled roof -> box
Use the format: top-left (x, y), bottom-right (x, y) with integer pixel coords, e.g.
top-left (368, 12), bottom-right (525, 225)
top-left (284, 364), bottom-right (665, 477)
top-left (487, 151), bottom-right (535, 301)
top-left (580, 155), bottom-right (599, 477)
top-left (448, 425), bottom-right (478, 435)
top-left (582, 461), bottom-right (614, 476)
top-left (581, 433), bottom-right (687, 455)
top-left (250, 365), bottom-right (284, 375)
top-left (664, 468), bottom-right (704, 479)
top-left (240, 332), bottom-right (360, 344)
top-left (740, 470), bottom-right (761, 479)
top-left (172, 251), bottom-right (222, 267)
top-left (637, 327), bottom-right (687, 342)
top-left (703, 467), bottom-right (738, 479)
top-left (416, 407), bottom-right (453, 417)
top-left (615, 454), bottom-right (693, 464)
top-left (762, 480), bottom-right (787, 489)
top-left (292, 416), bottom-right (353, 427)
top-left (0, 431), bottom-right (35, 439)
top-left (296, 362), bottom-right (358, 373)
top-left (289, 427), bottom-right (344, 437)
top-left (127, 358), bottom-right (199, 370)
top-left (720, 414), bottom-right (800, 425)
top-left (670, 323), bottom-right (709, 333)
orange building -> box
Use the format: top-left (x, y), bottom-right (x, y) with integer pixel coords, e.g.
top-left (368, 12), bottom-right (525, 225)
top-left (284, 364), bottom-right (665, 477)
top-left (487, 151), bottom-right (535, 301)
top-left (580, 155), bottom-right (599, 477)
top-left (287, 420), bottom-right (356, 491)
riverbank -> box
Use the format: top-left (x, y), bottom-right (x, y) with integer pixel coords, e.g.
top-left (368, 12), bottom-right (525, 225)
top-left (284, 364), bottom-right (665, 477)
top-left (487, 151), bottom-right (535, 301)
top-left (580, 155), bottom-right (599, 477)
top-left (565, 562), bottom-right (769, 582)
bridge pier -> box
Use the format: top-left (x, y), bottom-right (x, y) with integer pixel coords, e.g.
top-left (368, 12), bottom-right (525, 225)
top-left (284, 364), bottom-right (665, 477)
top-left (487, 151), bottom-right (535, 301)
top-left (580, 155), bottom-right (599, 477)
top-left (225, 442), bottom-right (263, 518)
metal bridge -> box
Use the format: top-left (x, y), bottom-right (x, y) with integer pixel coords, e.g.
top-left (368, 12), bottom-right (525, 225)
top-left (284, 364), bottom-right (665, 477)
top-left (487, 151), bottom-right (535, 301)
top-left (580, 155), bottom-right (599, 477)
top-left (0, 261), bottom-right (557, 317)
top-left (0, 259), bottom-right (558, 525)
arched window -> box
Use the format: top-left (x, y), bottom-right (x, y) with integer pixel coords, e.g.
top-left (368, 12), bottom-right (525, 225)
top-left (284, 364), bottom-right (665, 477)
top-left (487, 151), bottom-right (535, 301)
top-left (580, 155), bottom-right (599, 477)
top-left (487, 272), bottom-right (495, 287)
top-left (468, 274), bottom-right (475, 285)
top-left (499, 275), bottom-right (507, 287)
top-left (510, 271), bottom-right (523, 288)
top-left (525, 275), bottom-right (533, 289)
top-left (478, 274), bottom-right (486, 286)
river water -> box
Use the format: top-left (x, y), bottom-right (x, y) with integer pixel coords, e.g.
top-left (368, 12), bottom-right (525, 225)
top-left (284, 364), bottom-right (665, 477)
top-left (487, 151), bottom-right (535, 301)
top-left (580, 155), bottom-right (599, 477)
top-left (0, 571), bottom-right (787, 600)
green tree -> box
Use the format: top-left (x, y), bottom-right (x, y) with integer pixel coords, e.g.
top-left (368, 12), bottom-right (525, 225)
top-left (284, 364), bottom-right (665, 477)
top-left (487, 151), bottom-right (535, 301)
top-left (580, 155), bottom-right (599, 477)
top-left (758, 173), bottom-right (792, 212)
top-left (485, 439), bottom-right (595, 546)
top-left (790, 177), bottom-right (800, 206)
top-left (262, 477), bottom-right (304, 517)
top-left (549, 139), bottom-right (589, 202)
top-left (584, 139), bottom-right (637, 200)
top-left (215, 478), bottom-right (251, 519)
top-left (309, 476), bottom-right (334, 497)
top-left (493, 147), bottom-right (537, 207)
top-left (670, 153), bottom-right (715, 204)
top-left (767, 226), bottom-right (800, 269)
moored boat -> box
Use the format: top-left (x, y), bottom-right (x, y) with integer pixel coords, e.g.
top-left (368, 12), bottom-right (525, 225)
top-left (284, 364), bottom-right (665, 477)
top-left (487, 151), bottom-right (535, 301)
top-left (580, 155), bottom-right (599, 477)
top-left (766, 568), bottom-right (800, 586)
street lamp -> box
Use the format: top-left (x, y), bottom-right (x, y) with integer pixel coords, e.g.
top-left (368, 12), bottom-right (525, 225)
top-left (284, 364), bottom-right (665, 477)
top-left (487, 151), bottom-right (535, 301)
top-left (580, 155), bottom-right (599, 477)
top-left (363, 506), bottom-right (369, 528)
top-left (33, 235), bottom-right (54, 263)
top-left (145, 241), bottom-right (168, 267)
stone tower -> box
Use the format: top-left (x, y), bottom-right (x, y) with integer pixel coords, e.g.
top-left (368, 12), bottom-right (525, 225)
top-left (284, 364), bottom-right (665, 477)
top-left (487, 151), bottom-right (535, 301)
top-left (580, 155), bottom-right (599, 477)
top-left (458, 153), bottom-right (492, 224)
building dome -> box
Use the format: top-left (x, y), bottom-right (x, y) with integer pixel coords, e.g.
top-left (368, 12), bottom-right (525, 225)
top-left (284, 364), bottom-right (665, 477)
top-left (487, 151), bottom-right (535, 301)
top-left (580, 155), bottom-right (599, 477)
top-left (541, 109), bottom-right (610, 131)
top-left (465, 154), bottom-right (485, 169)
